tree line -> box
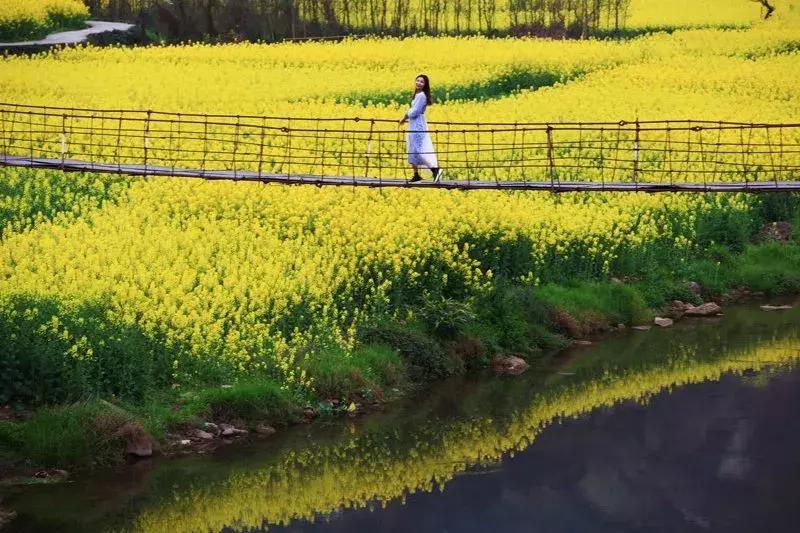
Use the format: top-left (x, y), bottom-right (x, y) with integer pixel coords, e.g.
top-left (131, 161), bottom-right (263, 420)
top-left (84, 0), bottom-right (633, 42)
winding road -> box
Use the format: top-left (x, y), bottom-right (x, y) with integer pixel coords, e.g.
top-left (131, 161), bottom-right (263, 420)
top-left (0, 20), bottom-right (134, 48)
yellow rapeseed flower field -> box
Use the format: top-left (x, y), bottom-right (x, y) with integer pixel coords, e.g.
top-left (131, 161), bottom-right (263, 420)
top-left (0, 2), bottom-right (798, 398)
top-left (626, 0), bottom-right (764, 28)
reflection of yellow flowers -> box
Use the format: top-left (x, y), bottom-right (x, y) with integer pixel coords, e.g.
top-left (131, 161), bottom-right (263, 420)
top-left (134, 333), bottom-right (799, 533)
top-left (0, 4), bottom-right (798, 390)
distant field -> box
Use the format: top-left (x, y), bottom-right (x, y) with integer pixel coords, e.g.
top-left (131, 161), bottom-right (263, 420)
top-left (625, 0), bottom-right (764, 28)
top-left (0, 0), bottom-right (87, 41)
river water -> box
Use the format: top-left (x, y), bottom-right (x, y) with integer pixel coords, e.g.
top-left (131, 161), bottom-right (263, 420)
top-left (2, 301), bottom-right (799, 532)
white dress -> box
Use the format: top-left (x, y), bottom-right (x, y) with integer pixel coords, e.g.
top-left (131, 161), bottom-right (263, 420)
top-left (405, 92), bottom-right (438, 168)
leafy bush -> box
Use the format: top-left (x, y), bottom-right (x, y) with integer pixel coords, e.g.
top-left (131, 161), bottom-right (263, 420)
top-left (474, 278), bottom-right (567, 353)
top-left (694, 202), bottom-right (756, 252)
top-left (414, 295), bottom-right (477, 339)
top-left (756, 192), bottom-right (800, 225)
top-left (358, 323), bottom-right (463, 381)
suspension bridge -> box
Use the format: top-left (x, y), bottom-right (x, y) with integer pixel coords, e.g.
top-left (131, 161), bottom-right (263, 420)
top-left (1, 102), bottom-right (799, 192)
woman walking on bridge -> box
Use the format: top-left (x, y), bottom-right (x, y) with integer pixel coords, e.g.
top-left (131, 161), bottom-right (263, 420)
top-left (399, 74), bottom-right (443, 183)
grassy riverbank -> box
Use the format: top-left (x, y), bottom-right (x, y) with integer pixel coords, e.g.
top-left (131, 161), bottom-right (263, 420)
top-left (1, 207), bottom-right (799, 471)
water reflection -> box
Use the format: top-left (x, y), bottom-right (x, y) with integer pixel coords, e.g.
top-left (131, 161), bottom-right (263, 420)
top-left (3, 303), bottom-right (799, 532)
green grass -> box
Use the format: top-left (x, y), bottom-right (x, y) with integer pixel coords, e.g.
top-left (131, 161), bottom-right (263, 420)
top-left (471, 279), bottom-right (569, 355)
top-left (678, 242), bottom-right (800, 298)
top-left (184, 379), bottom-right (297, 422)
top-left (303, 343), bottom-right (405, 399)
top-left (536, 281), bottom-right (652, 333)
top-left (0, 295), bottom-right (174, 406)
top-left (0, 400), bottom-right (132, 468)
top-left (358, 321), bottom-right (463, 381)
top-left (735, 242), bottom-right (800, 295)
top-left (0, 381), bottom-right (297, 469)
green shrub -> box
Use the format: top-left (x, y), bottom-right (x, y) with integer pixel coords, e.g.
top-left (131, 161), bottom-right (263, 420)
top-left (695, 202), bottom-right (755, 252)
top-left (475, 279), bottom-right (567, 353)
top-left (414, 295), bottom-right (477, 339)
top-left (358, 322), bottom-right (463, 381)
top-left (631, 275), bottom-right (701, 308)
top-left (678, 244), bottom-right (735, 297)
top-left (756, 192), bottom-right (800, 225)
top-left (459, 232), bottom-right (537, 280)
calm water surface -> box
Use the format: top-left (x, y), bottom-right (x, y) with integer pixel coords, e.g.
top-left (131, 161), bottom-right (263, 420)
top-left (2, 301), bottom-right (800, 532)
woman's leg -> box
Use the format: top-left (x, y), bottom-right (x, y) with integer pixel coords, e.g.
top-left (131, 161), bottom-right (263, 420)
top-left (410, 164), bottom-right (422, 182)
top-left (419, 135), bottom-right (441, 181)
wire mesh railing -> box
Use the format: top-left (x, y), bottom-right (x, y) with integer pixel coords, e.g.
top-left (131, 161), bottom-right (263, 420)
top-left (1, 102), bottom-right (799, 191)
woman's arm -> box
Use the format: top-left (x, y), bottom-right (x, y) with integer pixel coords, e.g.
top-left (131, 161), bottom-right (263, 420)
top-left (400, 93), bottom-right (425, 123)
top-left (406, 93), bottom-right (426, 119)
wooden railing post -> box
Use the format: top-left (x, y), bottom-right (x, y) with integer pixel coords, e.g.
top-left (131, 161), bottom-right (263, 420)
top-left (546, 124), bottom-right (555, 188)
top-left (60, 113), bottom-right (67, 170)
top-left (143, 110), bottom-right (152, 173)
top-left (633, 118), bottom-right (640, 186)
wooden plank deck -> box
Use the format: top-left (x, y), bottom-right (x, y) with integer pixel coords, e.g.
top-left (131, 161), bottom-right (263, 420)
top-left (2, 155), bottom-right (799, 193)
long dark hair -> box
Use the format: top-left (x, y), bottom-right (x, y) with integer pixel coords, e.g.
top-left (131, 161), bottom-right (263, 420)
top-left (413, 74), bottom-right (433, 106)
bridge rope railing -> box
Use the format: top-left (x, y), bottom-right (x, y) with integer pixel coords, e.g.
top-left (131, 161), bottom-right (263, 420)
top-left (1, 102), bottom-right (799, 192)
